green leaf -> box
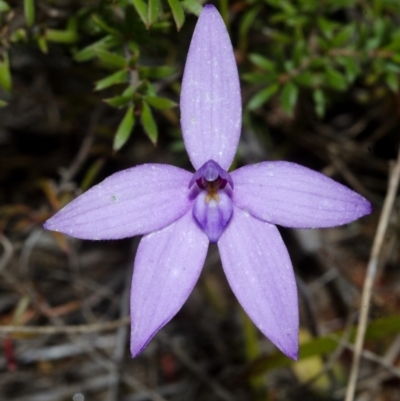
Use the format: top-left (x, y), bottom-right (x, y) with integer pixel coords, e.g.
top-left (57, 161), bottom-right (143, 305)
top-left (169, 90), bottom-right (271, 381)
top-left (24, 0), bottom-right (35, 27)
top-left (37, 36), bottom-right (48, 53)
top-left (294, 71), bottom-right (314, 87)
top-left (284, 60), bottom-right (295, 73)
top-left (181, 0), bottom-right (202, 16)
top-left (130, 0), bottom-right (148, 26)
top-left (385, 62), bottom-right (400, 74)
top-left (249, 54), bottom-right (276, 71)
top-left (331, 24), bottom-right (355, 47)
top-left (0, 53), bottom-right (12, 92)
top-left (145, 96), bottom-right (177, 109)
top-left (280, 81), bottom-right (299, 115)
top-left (373, 18), bottom-right (386, 44)
top-left (139, 65), bottom-right (175, 79)
top-left (247, 84), bottom-right (279, 110)
top-left (246, 314), bottom-right (400, 376)
top-left (95, 49), bottom-right (126, 69)
top-left (104, 95), bottom-right (132, 108)
top-left (317, 17), bottom-right (339, 40)
top-left (46, 29), bottom-right (78, 43)
top-left (325, 67), bottom-right (348, 91)
top-left (148, 0), bottom-right (160, 26)
top-left (313, 89), bottom-right (326, 117)
top-left (95, 70), bottom-right (129, 91)
top-left (385, 71), bottom-right (399, 92)
top-left (114, 106), bottom-right (135, 151)
top-left (74, 35), bottom-right (119, 62)
top-left (168, 0), bottom-right (185, 30)
top-left (0, 99), bottom-right (8, 107)
top-left (293, 40), bottom-right (306, 67)
top-left (337, 57), bottom-right (360, 83)
top-left (92, 15), bottom-right (120, 36)
top-left (238, 5), bottom-right (262, 53)
top-left (365, 37), bottom-right (381, 51)
top-left (122, 85), bottom-right (135, 98)
top-left (104, 85), bottom-right (135, 108)
top-left (242, 73), bottom-right (272, 85)
top-left (141, 102), bottom-right (158, 144)
top-left (0, 1), bottom-right (10, 12)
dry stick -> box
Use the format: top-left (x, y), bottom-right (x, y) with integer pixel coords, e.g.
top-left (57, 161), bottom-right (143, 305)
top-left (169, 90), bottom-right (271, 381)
top-left (0, 233), bottom-right (13, 273)
top-left (60, 105), bottom-right (103, 186)
top-left (0, 316), bottom-right (130, 335)
top-left (345, 146), bottom-right (400, 401)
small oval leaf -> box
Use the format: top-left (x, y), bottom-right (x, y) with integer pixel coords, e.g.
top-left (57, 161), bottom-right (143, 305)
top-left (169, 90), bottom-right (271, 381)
top-left (168, 0), bottom-right (185, 30)
top-left (280, 81), bottom-right (299, 115)
top-left (181, 0), bottom-right (202, 16)
top-left (247, 83), bottom-right (279, 110)
top-left (313, 89), bottom-right (326, 118)
top-left (24, 0), bottom-right (35, 27)
top-left (145, 96), bottom-right (177, 109)
top-left (0, 52), bottom-right (12, 92)
top-left (130, 0), bottom-right (148, 26)
top-left (95, 70), bottom-right (129, 91)
top-left (114, 106), bottom-right (135, 151)
top-left (141, 102), bottom-right (158, 144)
top-left (0, 1), bottom-right (10, 12)
top-left (95, 49), bottom-right (126, 69)
top-left (148, 0), bottom-right (160, 26)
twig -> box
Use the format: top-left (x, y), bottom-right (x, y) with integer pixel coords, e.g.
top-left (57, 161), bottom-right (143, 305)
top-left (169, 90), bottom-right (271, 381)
top-left (301, 315), bottom-right (355, 389)
top-left (358, 334), bottom-right (400, 401)
top-left (0, 316), bottom-right (130, 335)
top-left (60, 105), bottom-right (103, 186)
top-left (0, 233), bottom-right (13, 273)
top-left (160, 333), bottom-right (236, 401)
top-left (107, 258), bottom-right (135, 401)
top-left (345, 146), bottom-right (400, 401)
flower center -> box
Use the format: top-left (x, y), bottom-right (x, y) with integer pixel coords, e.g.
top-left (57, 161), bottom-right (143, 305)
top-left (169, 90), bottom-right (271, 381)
top-left (190, 160), bottom-right (234, 243)
top-left (189, 159), bottom-right (233, 193)
top-left (205, 180), bottom-right (220, 202)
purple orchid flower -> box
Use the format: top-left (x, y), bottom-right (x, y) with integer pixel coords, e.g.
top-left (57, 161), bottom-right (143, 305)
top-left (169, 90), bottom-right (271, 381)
top-left (44, 5), bottom-right (371, 360)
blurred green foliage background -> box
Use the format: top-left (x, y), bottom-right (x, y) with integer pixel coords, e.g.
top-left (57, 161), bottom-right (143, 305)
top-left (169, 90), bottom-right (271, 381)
top-left (1, 0), bottom-right (400, 150)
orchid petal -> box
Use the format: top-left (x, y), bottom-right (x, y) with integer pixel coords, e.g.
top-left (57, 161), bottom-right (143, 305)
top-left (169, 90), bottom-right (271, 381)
top-left (44, 164), bottom-right (192, 239)
top-left (130, 210), bottom-right (209, 356)
top-left (180, 4), bottom-right (241, 170)
top-left (232, 161), bottom-right (372, 228)
top-left (192, 190), bottom-right (233, 243)
top-left (218, 207), bottom-right (299, 359)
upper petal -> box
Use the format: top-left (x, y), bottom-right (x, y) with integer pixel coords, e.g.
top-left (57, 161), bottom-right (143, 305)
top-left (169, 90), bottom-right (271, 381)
top-left (180, 4), bottom-right (241, 170)
top-left (130, 210), bottom-right (209, 356)
top-left (231, 161), bottom-right (372, 228)
top-left (44, 164), bottom-right (192, 239)
top-left (218, 207), bottom-right (299, 359)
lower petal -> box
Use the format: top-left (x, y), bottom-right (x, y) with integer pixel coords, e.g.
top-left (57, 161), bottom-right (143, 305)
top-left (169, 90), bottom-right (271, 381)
top-left (130, 210), bottom-right (209, 356)
top-left (192, 191), bottom-right (233, 243)
top-left (218, 207), bottom-right (299, 360)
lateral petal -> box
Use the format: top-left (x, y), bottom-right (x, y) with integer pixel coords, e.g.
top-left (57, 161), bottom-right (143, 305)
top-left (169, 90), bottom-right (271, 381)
top-left (180, 4), bottom-right (242, 170)
top-left (218, 207), bottom-right (299, 359)
top-left (232, 161), bottom-right (372, 228)
top-left (130, 210), bottom-right (209, 356)
top-left (44, 164), bottom-right (192, 239)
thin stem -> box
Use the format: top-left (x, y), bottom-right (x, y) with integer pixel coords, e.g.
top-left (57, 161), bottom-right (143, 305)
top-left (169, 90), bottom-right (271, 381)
top-left (345, 146), bottom-right (400, 401)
